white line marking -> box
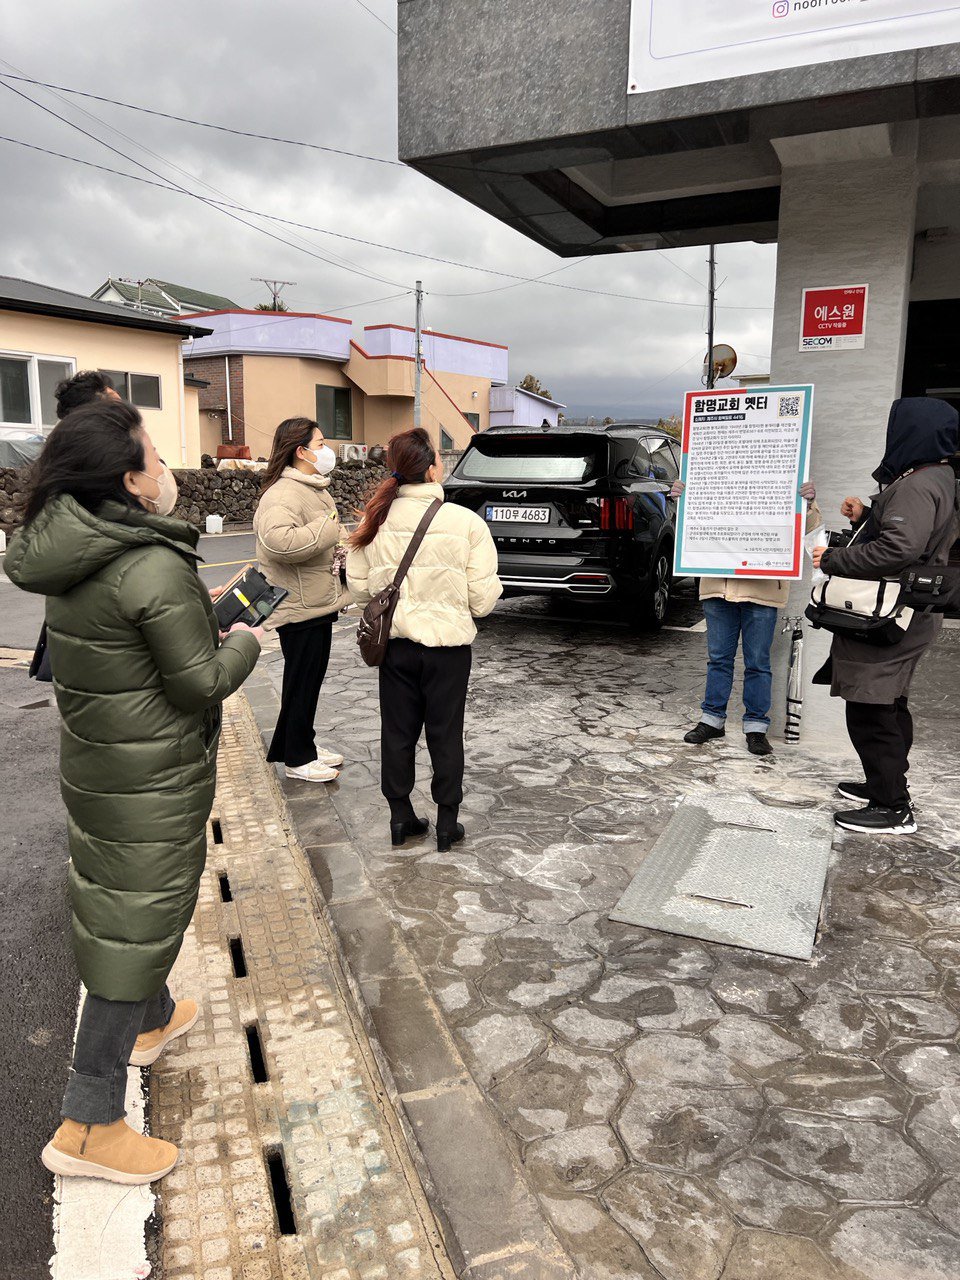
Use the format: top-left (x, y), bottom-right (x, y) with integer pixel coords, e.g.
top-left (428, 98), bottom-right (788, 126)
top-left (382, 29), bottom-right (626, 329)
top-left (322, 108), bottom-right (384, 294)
top-left (49, 988), bottom-right (154, 1280)
top-left (663, 618), bottom-right (707, 632)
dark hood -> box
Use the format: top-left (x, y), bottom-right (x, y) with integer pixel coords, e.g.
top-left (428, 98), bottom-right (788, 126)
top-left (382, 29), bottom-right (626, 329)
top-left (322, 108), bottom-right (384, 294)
top-left (874, 397), bottom-right (959, 485)
top-left (4, 495), bottom-right (200, 596)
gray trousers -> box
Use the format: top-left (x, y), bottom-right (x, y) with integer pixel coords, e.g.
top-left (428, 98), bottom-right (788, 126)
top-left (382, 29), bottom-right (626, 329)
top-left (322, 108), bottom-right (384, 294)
top-left (61, 986), bottom-right (175, 1125)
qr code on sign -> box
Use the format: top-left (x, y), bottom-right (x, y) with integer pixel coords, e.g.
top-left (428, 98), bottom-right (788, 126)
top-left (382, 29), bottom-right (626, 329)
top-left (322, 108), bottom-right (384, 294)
top-left (778, 394), bottom-right (801, 418)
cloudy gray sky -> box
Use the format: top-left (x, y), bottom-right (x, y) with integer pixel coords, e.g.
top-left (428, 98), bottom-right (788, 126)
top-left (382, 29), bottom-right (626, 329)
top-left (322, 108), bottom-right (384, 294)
top-left (1, 1), bottom-right (777, 418)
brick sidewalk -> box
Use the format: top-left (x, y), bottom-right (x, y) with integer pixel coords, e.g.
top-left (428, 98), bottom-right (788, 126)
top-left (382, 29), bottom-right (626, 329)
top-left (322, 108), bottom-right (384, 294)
top-left (155, 692), bottom-right (453, 1280)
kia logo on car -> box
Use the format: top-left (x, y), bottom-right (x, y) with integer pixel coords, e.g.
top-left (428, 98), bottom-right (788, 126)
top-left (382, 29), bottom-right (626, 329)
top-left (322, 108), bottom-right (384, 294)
top-left (502, 490), bottom-right (527, 498)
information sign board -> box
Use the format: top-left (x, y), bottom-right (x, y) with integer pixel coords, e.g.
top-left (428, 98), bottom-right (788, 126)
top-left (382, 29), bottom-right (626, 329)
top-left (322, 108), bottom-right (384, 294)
top-left (674, 385), bottom-right (814, 580)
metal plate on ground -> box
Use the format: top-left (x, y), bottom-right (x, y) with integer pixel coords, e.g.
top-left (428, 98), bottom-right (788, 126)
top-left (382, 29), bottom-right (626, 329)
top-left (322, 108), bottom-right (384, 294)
top-left (609, 794), bottom-right (833, 960)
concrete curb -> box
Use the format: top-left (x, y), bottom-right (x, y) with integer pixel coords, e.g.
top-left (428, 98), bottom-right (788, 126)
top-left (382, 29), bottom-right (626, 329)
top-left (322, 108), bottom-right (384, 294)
top-left (245, 685), bottom-right (578, 1280)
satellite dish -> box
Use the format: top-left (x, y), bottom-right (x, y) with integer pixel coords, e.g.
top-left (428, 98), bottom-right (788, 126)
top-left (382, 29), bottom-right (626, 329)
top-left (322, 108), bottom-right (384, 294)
top-left (703, 343), bottom-right (738, 381)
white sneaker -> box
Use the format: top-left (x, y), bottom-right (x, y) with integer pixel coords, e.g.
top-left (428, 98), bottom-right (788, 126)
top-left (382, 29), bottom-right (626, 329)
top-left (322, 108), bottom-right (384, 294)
top-left (285, 761), bottom-right (339, 783)
top-left (315, 746), bottom-right (344, 767)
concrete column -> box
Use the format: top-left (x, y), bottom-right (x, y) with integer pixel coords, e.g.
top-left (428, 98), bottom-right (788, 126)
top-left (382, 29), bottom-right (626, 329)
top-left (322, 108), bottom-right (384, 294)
top-left (769, 124), bottom-right (919, 520)
top-left (766, 126), bottom-right (919, 751)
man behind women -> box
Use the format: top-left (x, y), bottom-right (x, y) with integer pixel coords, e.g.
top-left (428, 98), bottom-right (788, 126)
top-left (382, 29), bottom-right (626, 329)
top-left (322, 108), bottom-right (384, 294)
top-left (6, 401), bottom-right (261, 1184)
top-left (813, 397), bottom-right (960, 834)
top-left (255, 417), bottom-right (351, 782)
top-left (347, 427), bottom-right (501, 851)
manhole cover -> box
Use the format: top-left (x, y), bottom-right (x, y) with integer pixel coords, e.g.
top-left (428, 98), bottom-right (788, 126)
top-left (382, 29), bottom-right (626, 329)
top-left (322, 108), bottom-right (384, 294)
top-left (610, 794), bottom-right (833, 960)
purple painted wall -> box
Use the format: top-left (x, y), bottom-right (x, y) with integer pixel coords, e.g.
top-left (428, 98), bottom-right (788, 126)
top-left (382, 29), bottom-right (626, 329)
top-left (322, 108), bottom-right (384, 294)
top-left (489, 385), bottom-right (565, 428)
top-left (361, 325), bottom-right (509, 381)
top-left (182, 311), bottom-right (353, 361)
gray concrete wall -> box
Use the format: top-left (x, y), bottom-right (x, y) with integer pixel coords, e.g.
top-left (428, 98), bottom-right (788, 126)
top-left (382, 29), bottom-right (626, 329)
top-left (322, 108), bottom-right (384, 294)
top-left (769, 136), bottom-right (919, 520)
top-left (398, 0), bottom-right (960, 162)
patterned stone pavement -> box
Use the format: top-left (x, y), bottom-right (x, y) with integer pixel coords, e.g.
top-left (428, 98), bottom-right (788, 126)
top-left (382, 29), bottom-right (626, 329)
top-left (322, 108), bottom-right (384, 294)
top-left (247, 597), bottom-right (960, 1280)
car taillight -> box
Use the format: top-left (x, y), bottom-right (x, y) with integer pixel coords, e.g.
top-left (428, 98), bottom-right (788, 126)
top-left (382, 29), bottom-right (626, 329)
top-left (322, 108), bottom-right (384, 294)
top-left (599, 498), bottom-right (633, 531)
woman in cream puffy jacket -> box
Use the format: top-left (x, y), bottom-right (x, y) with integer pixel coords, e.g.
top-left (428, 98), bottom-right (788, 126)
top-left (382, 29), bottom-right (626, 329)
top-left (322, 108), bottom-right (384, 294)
top-left (347, 427), bottom-right (501, 852)
top-left (254, 417), bottom-right (351, 783)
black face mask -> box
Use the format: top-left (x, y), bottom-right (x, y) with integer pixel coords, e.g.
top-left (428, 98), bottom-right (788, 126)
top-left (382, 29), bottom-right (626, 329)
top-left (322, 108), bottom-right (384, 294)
top-left (873, 397), bottom-right (959, 486)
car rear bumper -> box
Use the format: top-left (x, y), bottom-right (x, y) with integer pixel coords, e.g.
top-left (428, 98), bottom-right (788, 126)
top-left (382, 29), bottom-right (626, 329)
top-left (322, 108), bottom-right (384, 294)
top-left (497, 554), bottom-right (616, 596)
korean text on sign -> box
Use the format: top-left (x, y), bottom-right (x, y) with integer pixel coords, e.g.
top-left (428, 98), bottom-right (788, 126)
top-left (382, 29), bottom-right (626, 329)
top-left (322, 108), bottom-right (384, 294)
top-left (674, 385), bottom-right (814, 580)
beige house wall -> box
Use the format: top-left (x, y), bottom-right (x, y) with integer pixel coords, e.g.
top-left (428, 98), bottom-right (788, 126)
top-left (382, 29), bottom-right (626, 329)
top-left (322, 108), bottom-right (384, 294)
top-left (345, 345), bottom-right (486, 451)
top-left (241, 355), bottom-right (358, 459)
top-left (0, 311), bottom-right (195, 462)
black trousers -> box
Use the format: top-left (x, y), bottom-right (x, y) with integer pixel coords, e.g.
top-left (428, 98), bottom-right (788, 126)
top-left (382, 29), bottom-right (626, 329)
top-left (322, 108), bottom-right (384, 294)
top-left (379, 638), bottom-right (472, 806)
top-left (267, 616), bottom-right (333, 768)
top-left (845, 696), bottom-right (913, 810)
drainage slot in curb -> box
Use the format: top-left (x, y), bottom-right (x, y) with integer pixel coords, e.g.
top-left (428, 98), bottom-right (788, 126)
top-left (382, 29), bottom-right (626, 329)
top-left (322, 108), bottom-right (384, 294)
top-left (211, 818), bottom-right (224, 845)
top-left (265, 1148), bottom-right (297, 1235)
top-left (245, 1022), bottom-right (269, 1083)
top-left (229, 936), bottom-right (248, 978)
top-left (218, 872), bottom-right (233, 903)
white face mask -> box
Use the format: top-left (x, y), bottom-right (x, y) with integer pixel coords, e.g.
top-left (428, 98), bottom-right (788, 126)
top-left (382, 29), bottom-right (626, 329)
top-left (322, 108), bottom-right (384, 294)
top-left (302, 444), bottom-right (337, 476)
top-left (139, 465), bottom-right (179, 517)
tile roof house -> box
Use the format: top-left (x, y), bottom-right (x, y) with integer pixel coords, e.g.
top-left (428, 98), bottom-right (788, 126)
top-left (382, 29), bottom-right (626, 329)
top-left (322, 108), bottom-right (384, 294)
top-left (1, 276), bottom-right (211, 464)
top-left (91, 278), bottom-right (239, 318)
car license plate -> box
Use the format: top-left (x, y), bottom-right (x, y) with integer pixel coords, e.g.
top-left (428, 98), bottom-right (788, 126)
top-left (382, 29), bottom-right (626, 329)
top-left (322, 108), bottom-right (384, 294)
top-left (485, 505), bottom-right (550, 524)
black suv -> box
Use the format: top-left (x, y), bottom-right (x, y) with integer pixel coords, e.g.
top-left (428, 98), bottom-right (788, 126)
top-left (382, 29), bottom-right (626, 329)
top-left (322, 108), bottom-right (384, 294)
top-left (444, 423), bottom-right (681, 628)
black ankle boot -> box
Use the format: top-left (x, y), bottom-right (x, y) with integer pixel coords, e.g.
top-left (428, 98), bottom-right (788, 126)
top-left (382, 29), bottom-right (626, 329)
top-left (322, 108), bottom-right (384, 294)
top-left (436, 804), bottom-right (464, 853)
top-left (389, 798), bottom-right (428, 847)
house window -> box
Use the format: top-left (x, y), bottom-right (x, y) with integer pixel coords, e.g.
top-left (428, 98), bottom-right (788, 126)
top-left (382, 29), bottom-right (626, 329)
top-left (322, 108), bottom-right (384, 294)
top-left (440, 427), bottom-right (454, 451)
top-left (463, 412), bottom-right (480, 431)
top-left (315, 385), bottom-right (352, 440)
top-left (98, 369), bottom-right (162, 410)
top-left (0, 352), bottom-right (75, 430)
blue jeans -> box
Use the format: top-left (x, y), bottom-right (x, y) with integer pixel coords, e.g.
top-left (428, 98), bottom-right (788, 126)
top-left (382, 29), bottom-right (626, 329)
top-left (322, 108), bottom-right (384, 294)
top-left (61, 985), bottom-right (175, 1124)
top-left (700, 598), bottom-right (778, 734)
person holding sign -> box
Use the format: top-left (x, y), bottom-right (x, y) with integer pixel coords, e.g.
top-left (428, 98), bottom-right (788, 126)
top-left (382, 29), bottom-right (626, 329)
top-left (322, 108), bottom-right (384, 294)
top-left (672, 477), bottom-right (820, 754)
top-left (671, 386), bottom-right (820, 755)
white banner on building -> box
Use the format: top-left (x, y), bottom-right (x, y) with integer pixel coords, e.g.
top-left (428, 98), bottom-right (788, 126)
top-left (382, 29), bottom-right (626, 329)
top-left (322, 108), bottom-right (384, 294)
top-left (629, 0), bottom-right (960, 95)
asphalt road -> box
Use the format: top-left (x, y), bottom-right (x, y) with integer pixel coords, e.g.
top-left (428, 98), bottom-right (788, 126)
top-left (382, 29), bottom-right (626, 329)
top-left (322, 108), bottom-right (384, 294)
top-left (0, 530), bottom-right (258, 650)
top-left (0, 665), bottom-right (74, 1279)
top-left (0, 530), bottom-right (256, 1274)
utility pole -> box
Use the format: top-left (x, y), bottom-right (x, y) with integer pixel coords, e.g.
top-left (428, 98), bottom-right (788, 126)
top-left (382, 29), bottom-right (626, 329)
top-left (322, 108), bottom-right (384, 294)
top-left (705, 245), bottom-right (717, 390)
top-left (251, 277), bottom-right (297, 310)
top-left (413, 280), bottom-right (424, 429)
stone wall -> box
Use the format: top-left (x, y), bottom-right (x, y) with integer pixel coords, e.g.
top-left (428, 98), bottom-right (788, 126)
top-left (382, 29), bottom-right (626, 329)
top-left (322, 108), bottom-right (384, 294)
top-left (1, 461), bottom-right (389, 528)
top-left (1, 451), bottom-right (463, 529)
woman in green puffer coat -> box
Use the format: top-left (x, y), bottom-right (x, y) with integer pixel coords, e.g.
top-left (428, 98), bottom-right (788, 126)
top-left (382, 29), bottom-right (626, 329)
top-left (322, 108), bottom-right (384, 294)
top-left (5, 400), bottom-right (261, 1186)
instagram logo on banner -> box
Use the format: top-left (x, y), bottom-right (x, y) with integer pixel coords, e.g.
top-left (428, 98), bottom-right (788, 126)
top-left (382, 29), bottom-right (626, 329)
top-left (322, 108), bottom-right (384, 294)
top-left (772, 0), bottom-right (789, 15)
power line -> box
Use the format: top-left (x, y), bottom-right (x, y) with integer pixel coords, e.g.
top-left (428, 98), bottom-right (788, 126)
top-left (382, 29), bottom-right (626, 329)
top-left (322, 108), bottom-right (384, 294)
top-left (0, 56), bottom-right (402, 285)
top-left (0, 79), bottom-right (408, 290)
top-left (351, 0), bottom-right (396, 35)
top-left (0, 125), bottom-right (774, 312)
top-left (0, 72), bottom-right (406, 167)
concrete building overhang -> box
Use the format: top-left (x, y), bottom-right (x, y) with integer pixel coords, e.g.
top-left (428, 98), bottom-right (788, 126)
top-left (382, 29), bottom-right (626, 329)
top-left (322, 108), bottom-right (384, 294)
top-left (398, 3), bottom-right (960, 254)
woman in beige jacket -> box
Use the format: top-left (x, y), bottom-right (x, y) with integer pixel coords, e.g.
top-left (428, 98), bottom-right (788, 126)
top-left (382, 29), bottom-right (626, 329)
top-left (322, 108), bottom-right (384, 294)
top-left (347, 427), bottom-right (502, 851)
top-left (254, 417), bottom-right (351, 782)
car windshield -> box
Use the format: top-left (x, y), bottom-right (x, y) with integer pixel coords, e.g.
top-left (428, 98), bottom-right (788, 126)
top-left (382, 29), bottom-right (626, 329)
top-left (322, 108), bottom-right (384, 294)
top-left (456, 435), bottom-right (603, 482)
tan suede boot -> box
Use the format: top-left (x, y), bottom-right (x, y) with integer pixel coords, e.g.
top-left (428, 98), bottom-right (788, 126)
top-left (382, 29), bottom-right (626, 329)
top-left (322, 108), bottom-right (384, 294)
top-left (41, 1118), bottom-right (178, 1184)
top-left (129, 998), bottom-right (200, 1067)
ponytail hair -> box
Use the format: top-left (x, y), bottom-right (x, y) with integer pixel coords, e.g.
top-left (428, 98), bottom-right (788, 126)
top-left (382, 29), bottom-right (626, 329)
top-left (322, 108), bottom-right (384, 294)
top-left (350, 427), bottom-right (436, 549)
